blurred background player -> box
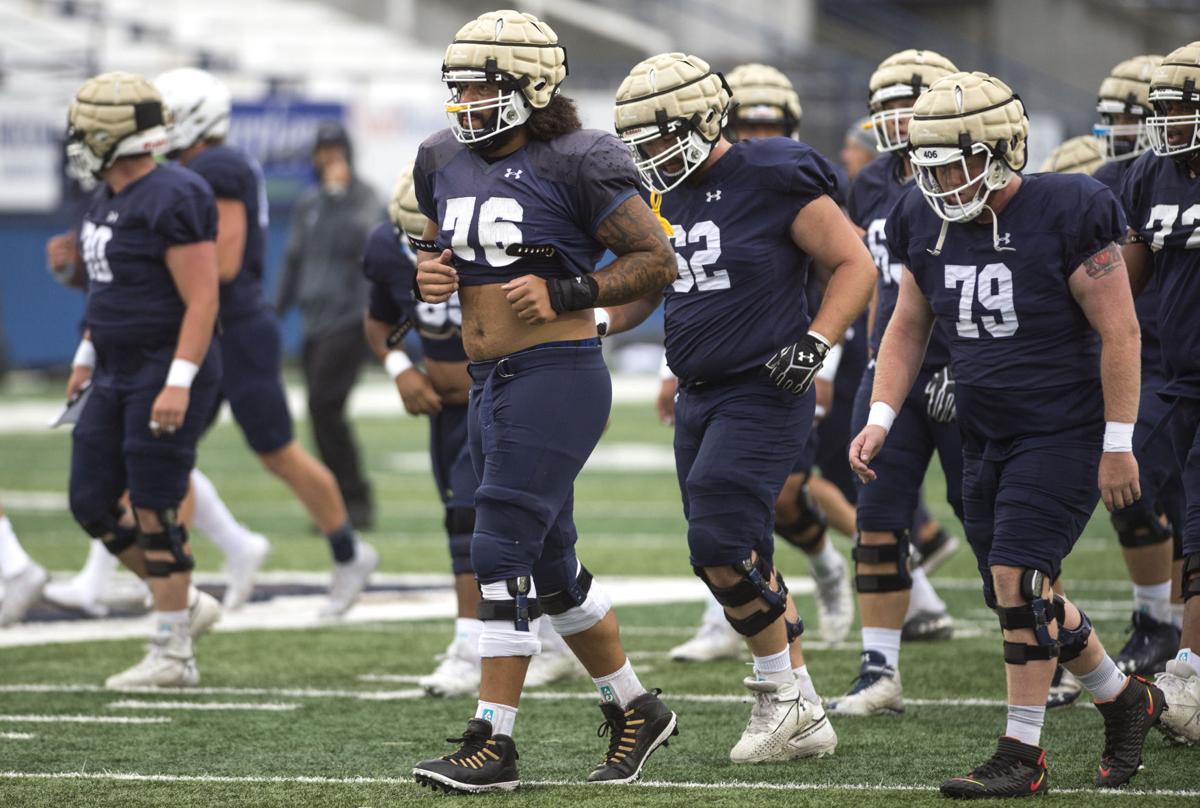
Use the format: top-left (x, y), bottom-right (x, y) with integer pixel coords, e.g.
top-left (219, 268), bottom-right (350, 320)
top-left (155, 68), bottom-right (377, 616)
top-left (409, 12), bottom-right (679, 793)
top-left (361, 164), bottom-right (581, 697)
top-left (1121, 40), bottom-right (1200, 745)
top-left (275, 121), bottom-right (382, 531)
top-left (0, 503), bottom-right (49, 626)
top-left (63, 71), bottom-right (225, 687)
top-left (828, 49), bottom-right (961, 719)
top-left (841, 118), bottom-right (878, 183)
top-left (608, 50), bottom-right (876, 763)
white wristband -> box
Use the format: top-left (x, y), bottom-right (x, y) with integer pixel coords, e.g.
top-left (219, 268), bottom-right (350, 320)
top-left (658, 352), bottom-right (675, 381)
top-left (72, 339), bottom-right (96, 369)
top-left (385, 350), bottom-right (413, 380)
top-left (814, 403), bottom-right (828, 420)
top-left (1103, 421), bottom-right (1135, 453)
top-left (165, 358), bottom-right (199, 389)
top-left (594, 307), bottom-right (611, 337)
top-left (867, 401), bottom-right (897, 434)
top-left (807, 329), bottom-right (832, 349)
top-left (816, 342), bottom-right (843, 383)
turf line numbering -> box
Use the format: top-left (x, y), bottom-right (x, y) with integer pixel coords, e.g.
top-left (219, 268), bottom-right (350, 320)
top-left (0, 770), bottom-right (1196, 798)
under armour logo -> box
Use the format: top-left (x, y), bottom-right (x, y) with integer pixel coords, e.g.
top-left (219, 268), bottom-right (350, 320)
top-left (706, 190), bottom-right (721, 202)
top-left (504, 168), bottom-right (523, 180)
top-left (105, 211), bottom-right (119, 223)
top-left (797, 352), bottom-right (815, 363)
top-left (996, 233), bottom-right (1011, 246)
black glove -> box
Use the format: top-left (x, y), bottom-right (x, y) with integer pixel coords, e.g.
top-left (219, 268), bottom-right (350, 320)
top-left (924, 365), bottom-right (956, 423)
top-left (765, 333), bottom-right (830, 396)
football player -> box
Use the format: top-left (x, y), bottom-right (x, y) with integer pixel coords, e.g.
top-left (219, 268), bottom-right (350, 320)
top-left (828, 49), bottom-right (962, 719)
top-left (853, 71), bottom-right (1162, 795)
top-left (154, 68), bottom-right (379, 616)
top-left (0, 504), bottom-right (48, 626)
top-left (63, 71), bottom-right (226, 687)
top-left (1120, 40), bottom-right (1200, 745)
top-left (361, 165), bottom-right (582, 697)
top-left (408, 11), bottom-right (679, 793)
top-left (1039, 135), bottom-right (1107, 174)
top-left (606, 51), bottom-right (876, 763)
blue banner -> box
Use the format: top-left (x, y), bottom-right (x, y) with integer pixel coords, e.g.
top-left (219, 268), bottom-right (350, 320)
top-left (228, 98), bottom-right (346, 209)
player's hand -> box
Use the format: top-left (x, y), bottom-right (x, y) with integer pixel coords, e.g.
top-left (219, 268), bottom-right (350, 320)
top-left (417, 250), bottom-right (458, 303)
top-left (66, 365), bottom-right (92, 399)
top-left (765, 333), bottom-right (830, 396)
top-left (502, 274), bottom-right (558, 325)
top-left (656, 377), bottom-right (677, 425)
top-left (47, 233), bottom-right (78, 271)
top-left (395, 368), bottom-right (442, 415)
top-left (924, 365), bottom-right (956, 423)
top-left (1099, 451), bottom-right (1140, 512)
top-left (849, 425), bottom-right (888, 484)
top-left (150, 385), bottom-right (190, 438)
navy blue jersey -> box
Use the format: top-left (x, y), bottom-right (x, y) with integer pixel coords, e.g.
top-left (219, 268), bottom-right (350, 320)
top-left (412, 128), bottom-right (638, 286)
top-left (1120, 150), bottom-right (1200, 399)
top-left (187, 144), bottom-right (268, 320)
top-left (81, 164), bottom-right (217, 351)
top-left (887, 172), bottom-right (1125, 444)
top-left (659, 137), bottom-right (839, 383)
top-left (848, 152), bottom-right (950, 366)
top-left (361, 222), bottom-right (467, 362)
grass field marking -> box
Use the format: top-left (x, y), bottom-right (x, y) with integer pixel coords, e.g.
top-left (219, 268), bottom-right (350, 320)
top-left (107, 700), bottom-right (301, 712)
top-left (355, 674), bottom-right (425, 684)
top-left (0, 732), bottom-right (35, 740)
top-left (0, 714), bottom-right (171, 724)
top-left (0, 769), bottom-right (1196, 798)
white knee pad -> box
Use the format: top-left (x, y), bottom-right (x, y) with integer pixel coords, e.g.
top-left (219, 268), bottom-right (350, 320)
top-left (547, 579), bottom-right (612, 637)
top-left (479, 616), bottom-right (544, 658)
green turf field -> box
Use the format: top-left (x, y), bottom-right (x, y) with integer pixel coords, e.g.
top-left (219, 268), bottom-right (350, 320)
top-left (0, 391), bottom-right (1196, 806)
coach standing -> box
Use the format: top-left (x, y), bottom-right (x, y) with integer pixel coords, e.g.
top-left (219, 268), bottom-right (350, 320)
top-left (276, 121), bottom-right (383, 530)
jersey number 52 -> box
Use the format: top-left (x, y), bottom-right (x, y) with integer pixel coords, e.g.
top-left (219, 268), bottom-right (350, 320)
top-left (672, 221), bottom-right (730, 293)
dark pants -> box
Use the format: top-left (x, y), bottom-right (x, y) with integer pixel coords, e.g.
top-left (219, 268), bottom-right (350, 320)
top-left (430, 404), bottom-right (478, 575)
top-left (302, 323), bottom-right (372, 523)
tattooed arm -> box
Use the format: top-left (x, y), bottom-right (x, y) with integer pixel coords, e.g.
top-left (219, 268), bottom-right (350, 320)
top-left (591, 195), bottom-right (677, 306)
top-left (1069, 242), bottom-right (1140, 425)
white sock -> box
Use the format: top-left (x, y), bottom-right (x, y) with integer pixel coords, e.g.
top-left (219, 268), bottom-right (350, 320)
top-left (454, 617), bottom-right (483, 659)
top-left (78, 539), bottom-right (118, 598)
top-left (592, 657), bottom-right (647, 707)
top-left (1132, 580), bottom-right (1173, 624)
top-left (1077, 655), bottom-right (1128, 702)
top-left (1177, 648), bottom-right (1200, 677)
top-left (1171, 604), bottom-right (1185, 630)
top-left (0, 516), bottom-right (32, 578)
top-left (905, 567), bottom-right (946, 618)
top-left (1005, 704), bottom-right (1045, 746)
top-left (702, 594), bottom-right (726, 624)
top-left (537, 613), bottom-right (571, 655)
top-left (793, 664), bottom-right (820, 703)
top-left (475, 700), bottom-right (517, 736)
top-left (154, 608), bottom-right (191, 652)
top-left (190, 469), bottom-right (257, 558)
top-left (862, 627), bottom-right (902, 669)
top-left (752, 647), bottom-right (793, 685)
top-left (809, 540), bottom-right (843, 580)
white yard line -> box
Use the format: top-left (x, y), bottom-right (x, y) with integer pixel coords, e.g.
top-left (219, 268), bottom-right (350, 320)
top-left (354, 674), bottom-right (424, 684)
top-left (107, 700), bottom-right (300, 712)
top-left (0, 732), bottom-right (34, 740)
top-left (0, 769), bottom-right (1194, 797)
top-left (0, 714), bottom-right (171, 724)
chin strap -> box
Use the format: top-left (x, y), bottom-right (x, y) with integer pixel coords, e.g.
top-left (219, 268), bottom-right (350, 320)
top-left (648, 191), bottom-right (675, 237)
top-left (928, 218), bottom-right (950, 257)
top-left (983, 203), bottom-right (1016, 253)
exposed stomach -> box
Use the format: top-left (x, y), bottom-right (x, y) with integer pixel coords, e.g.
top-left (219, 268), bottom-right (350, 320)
top-left (425, 358), bottom-right (471, 406)
top-left (459, 283), bottom-right (598, 361)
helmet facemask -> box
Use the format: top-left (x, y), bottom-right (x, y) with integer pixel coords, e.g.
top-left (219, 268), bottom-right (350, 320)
top-left (1146, 92), bottom-right (1200, 159)
top-left (64, 100), bottom-right (168, 182)
top-left (910, 141), bottom-right (1013, 223)
top-left (1093, 102), bottom-right (1151, 161)
top-left (620, 112), bottom-right (716, 195)
top-left (443, 64), bottom-right (534, 150)
top-left (870, 85), bottom-right (923, 153)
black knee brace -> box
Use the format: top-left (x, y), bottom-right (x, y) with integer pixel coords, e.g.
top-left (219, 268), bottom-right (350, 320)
top-left (786, 616), bottom-right (805, 643)
top-left (539, 565), bottom-right (593, 615)
top-left (138, 511), bottom-right (194, 577)
top-left (775, 485), bottom-right (828, 552)
top-left (695, 557), bottom-right (789, 637)
top-left (81, 505), bottom-right (138, 555)
top-left (1183, 553), bottom-right (1200, 601)
top-left (852, 531), bottom-right (912, 593)
top-left (103, 523), bottom-right (139, 556)
top-left (1053, 596), bottom-right (1093, 664)
top-left (444, 506), bottom-right (475, 536)
top-left (996, 570), bottom-right (1059, 665)
top-left (476, 576), bottom-right (543, 631)
top-left (1111, 508), bottom-right (1172, 549)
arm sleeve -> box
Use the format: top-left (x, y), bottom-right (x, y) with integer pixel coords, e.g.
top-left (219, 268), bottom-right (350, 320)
top-left (576, 134), bottom-right (640, 235)
top-left (191, 152), bottom-right (248, 201)
top-left (1065, 187), bottom-right (1126, 275)
top-left (154, 184), bottom-right (217, 245)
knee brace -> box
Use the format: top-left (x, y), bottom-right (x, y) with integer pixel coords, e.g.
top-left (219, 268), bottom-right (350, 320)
top-left (996, 570), bottom-right (1059, 665)
top-left (138, 511), bottom-right (194, 577)
top-left (445, 506), bottom-right (475, 537)
top-left (695, 557), bottom-right (789, 637)
top-left (77, 504), bottom-right (137, 555)
top-left (786, 616), bottom-right (805, 643)
top-left (1053, 596), bottom-right (1093, 664)
top-left (1183, 553), bottom-right (1200, 601)
top-left (103, 523), bottom-right (138, 556)
top-left (1111, 507), bottom-right (1172, 549)
top-left (477, 577), bottom-right (543, 657)
top-left (775, 485), bottom-right (828, 552)
top-left (852, 531), bottom-right (912, 593)
top-left (540, 564), bottom-right (612, 637)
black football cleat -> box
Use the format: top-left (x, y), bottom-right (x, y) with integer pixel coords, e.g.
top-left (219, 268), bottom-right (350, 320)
top-left (940, 736), bottom-right (1049, 799)
top-left (1095, 675), bottom-right (1165, 789)
top-left (1114, 611), bottom-right (1181, 676)
top-left (912, 529), bottom-right (960, 574)
top-left (588, 689), bottom-right (679, 784)
top-left (412, 718), bottom-right (520, 794)
top-left (902, 610), bottom-right (955, 642)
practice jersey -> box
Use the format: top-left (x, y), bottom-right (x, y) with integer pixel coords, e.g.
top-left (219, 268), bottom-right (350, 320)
top-left (81, 164), bottom-right (217, 351)
top-left (361, 222), bottom-right (467, 363)
top-left (658, 137), bottom-right (840, 384)
top-left (187, 144), bottom-right (269, 321)
top-left (887, 172), bottom-right (1125, 446)
top-left (412, 128), bottom-right (639, 286)
top-left (847, 152), bottom-right (950, 366)
top-left (1120, 150), bottom-right (1200, 400)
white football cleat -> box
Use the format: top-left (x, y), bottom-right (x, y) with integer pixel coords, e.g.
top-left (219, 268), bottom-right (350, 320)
top-left (105, 636), bottom-right (199, 689)
top-left (187, 587), bottom-right (222, 640)
top-left (0, 563), bottom-right (49, 627)
top-left (730, 676), bottom-right (838, 763)
top-left (525, 646), bottom-right (587, 687)
top-left (221, 532), bottom-right (270, 611)
top-left (813, 559), bottom-right (854, 644)
top-left (321, 541), bottom-right (380, 618)
top-left (418, 639), bottom-right (481, 698)
top-left (825, 651), bottom-right (904, 716)
top-left (669, 614), bottom-right (743, 662)
top-left (1155, 657), bottom-right (1200, 745)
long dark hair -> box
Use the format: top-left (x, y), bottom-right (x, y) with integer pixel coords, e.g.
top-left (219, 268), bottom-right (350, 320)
top-left (525, 95), bottom-right (582, 141)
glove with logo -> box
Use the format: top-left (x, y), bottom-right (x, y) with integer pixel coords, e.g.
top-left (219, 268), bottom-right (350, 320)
top-left (924, 365), bottom-right (956, 423)
top-left (765, 332), bottom-right (830, 396)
